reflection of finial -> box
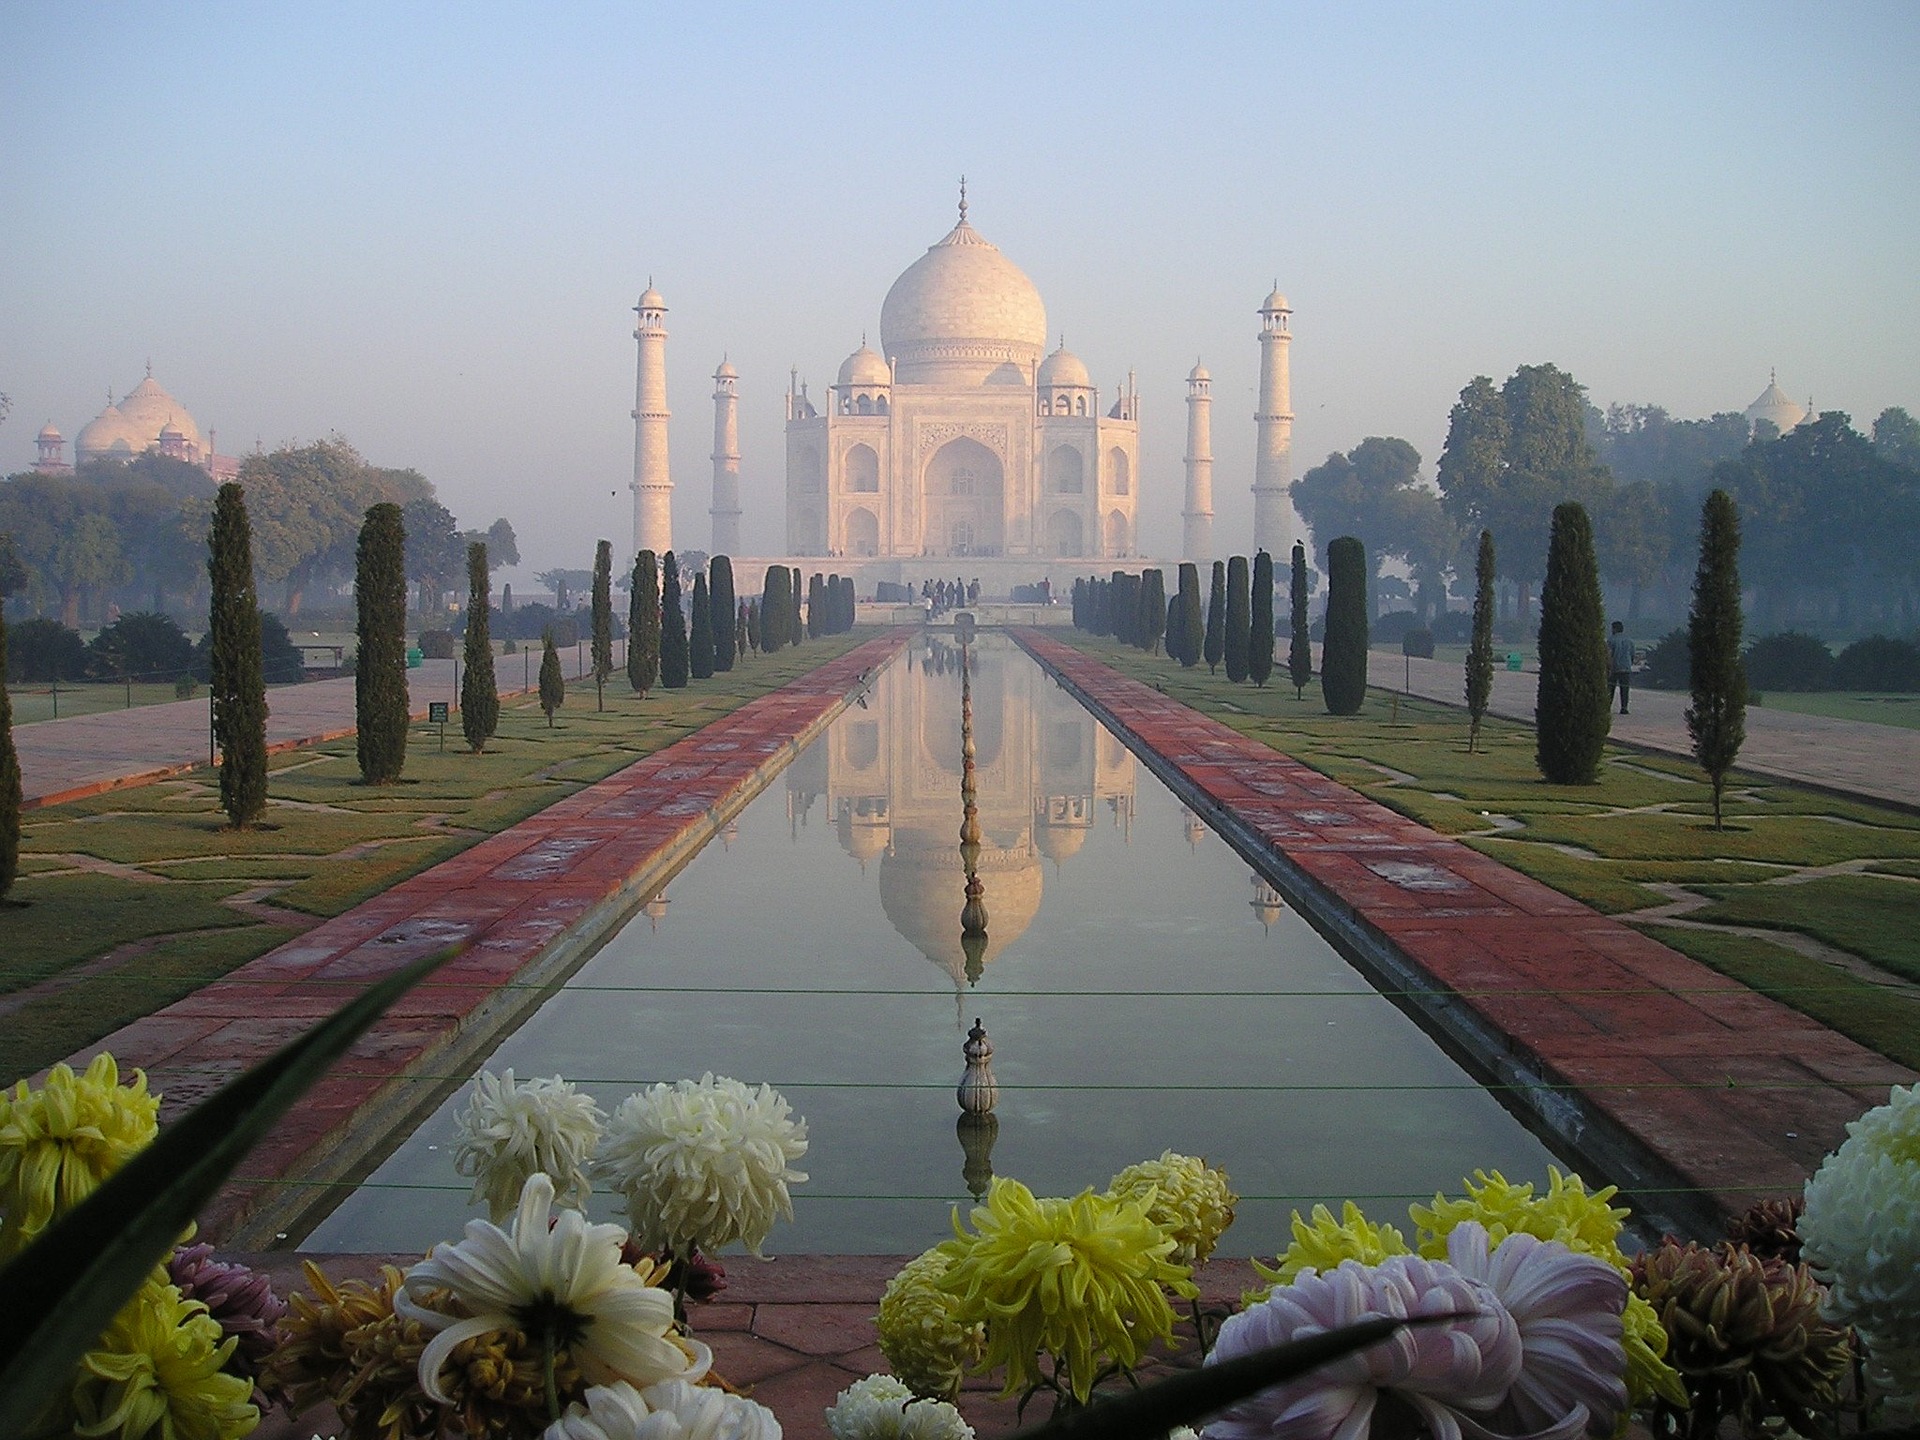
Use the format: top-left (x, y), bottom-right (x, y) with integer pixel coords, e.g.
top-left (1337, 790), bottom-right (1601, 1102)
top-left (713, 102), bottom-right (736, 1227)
top-left (958, 175), bottom-right (967, 223)
top-left (957, 1111), bottom-right (998, 1201)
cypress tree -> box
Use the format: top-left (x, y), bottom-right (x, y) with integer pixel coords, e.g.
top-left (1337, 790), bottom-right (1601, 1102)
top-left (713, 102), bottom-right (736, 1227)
top-left (208, 482), bottom-right (267, 827)
top-left (628, 550), bottom-right (660, 696)
top-left (689, 573), bottom-right (715, 679)
top-left (1320, 536), bottom-right (1368, 715)
top-left (1466, 530), bottom-right (1496, 753)
top-left (1204, 560), bottom-right (1227, 674)
top-left (790, 567), bottom-right (803, 644)
top-left (760, 566), bottom-right (786, 653)
top-left (1174, 562), bottom-right (1204, 668)
top-left (1166, 593), bottom-right (1180, 653)
top-left (461, 541), bottom-right (499, 750)
top-left (710, 556), bottom-right (736, 671)
top-left (0, 607), bottom-right (20, 902)
top-left (660, 551), bottom-right (689, 687)
top-left (1288, 543), bottom-right (1312, 699)
top-left (1250, 549), bottom-right (1275, 687)
top-left (739, 600), bottom-right (753, 656)
top-left (1687, 490), bottom-right (1748, 829)
top-left (1225, 555), bottom-right (1251, 682)
top-left (590, 538), bottom-right (613, 710)
top-left (1110, 571), bottom-right (1128, 642)
top-left (354, 502), bottom-right (409, 783)
top-left (807, 574), bottom-right (824, 638)
top-left (1141, 569), bottom-right (1166, 654)
top-left (501, 582), bottom-right (513, 617)
top-left (1534, 501), bottom-right (1609, 784)
top-left (538, 631), bottom-right (564, 726)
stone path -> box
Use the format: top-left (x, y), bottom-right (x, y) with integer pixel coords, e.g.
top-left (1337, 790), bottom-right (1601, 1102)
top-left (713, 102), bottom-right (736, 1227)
top-left (1021, 630), bottom-right (1913, 1238)
top-left (1368, 649), bottom-right (1920, 810)
top-left (54, 633), bottom-right (903, 1246)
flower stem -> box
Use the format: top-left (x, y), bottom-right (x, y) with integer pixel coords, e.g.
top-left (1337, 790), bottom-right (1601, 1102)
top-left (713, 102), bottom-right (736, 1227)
top-left (543, 1313), bottom-right (561, 1421)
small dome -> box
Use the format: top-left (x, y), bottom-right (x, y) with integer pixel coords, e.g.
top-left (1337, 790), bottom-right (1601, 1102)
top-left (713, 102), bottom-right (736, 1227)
top-left (638, 286), bottom-right (666, 311)
top-left (1188, 361), bottom-right (1210, 383)
top-left (1037, 344), bottom-right (1091, 390)
top-left (837, 344), bottom-right (890, 388)
top-left (714, 359), bottom-right (738, 380)
top-left (1261, 287), bottom-right (1290, 313)
top-left (159, 421), bottom-right (185, 439)
top-left (38, 422), bottom-right (61, 440)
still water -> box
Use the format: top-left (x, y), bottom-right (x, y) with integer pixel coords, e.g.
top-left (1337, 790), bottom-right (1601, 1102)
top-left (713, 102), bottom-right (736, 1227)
top-left (307, 633), bottom-right (1559, 1256)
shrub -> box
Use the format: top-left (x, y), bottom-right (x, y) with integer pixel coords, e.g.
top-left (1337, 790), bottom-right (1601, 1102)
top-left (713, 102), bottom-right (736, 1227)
top-left (1832, 635), bottom-right (1920, 692)
top-left (1401, 628), bottom-right (1434, 659)
top-left (0, 609), bottom-right (18, 900)
top-left (1640, 629), bottom-right (1691, 690)
top-left (1742, 632), bottom-right (1833, 692)
top-left (418, 629), bottom-right (457, 660)
top-left (1434, 610), bottom-right (1474, 644)
top-left (1320, 537), bottom-right (1368, 714)
top-left (1372, 610), bottom-right (1424, 643)
top-left (87, 612), bottom-right (194, 681)
top-left (5, 617), bottom-right (87, 683)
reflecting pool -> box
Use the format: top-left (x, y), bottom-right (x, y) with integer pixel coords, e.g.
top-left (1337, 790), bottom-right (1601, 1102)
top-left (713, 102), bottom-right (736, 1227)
top-left (308, 633), bottom-right (1559, 1255)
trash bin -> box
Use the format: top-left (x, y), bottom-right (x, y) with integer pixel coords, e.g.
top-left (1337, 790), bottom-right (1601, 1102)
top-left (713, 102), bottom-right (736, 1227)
top-left (406, 647), bottom-right (423, 669)
top-left (1505, 652), bottom-right (1523, 672)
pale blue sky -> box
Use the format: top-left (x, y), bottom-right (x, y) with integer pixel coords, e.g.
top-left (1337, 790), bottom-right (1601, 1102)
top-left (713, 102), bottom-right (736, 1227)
top-left (4, 2), bottom-right (1916, 573)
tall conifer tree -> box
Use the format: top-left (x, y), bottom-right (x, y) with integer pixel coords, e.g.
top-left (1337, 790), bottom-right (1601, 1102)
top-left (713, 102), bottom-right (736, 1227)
top-left (660, 552), bottom-right (689, 688)
top-left (0, 608), bottom-right (20, 901)
top-left (538, 632), bottom-right (564, 725)
top-left (710, 556), bottom-right (736, 671)
top-left (1225, 555), bottom-right (1251, 682)
top-left (807, 574), bottom-right (825, 638)
top-left (354, 502), bottom-right (409, 782)
top-left (628, 550), bottom-right (659, 696)
top-left (1250, 549), bottom-right (1275, 687)
top-left (1687, 490), bottom-right (1747, 829)
top-left (208, 482), bottom-right (267, 826)
top-left (1534, 502), bottom-right (1609, 783)
top-left (1173, 563), bottom-right (1203, 666)
top-left (736, 601), bottom-right (750, 658)
top-left (590, 539), bottom-right (613, 710)
top-left (689, 573), bottom-right (715, 679)
top-left (1466, 530), bottom-right (1496, 753)
top-left (461, 541), bottom-right (499, 750)
top-left (1203, 560), bottom-right (1227, 674)
top-left (790, 567), bottom-right (803, 645)
top-left (1320, 537), bottom-right (1368, 715)
top-left (1288, 543), bottom-right (1312, 699)
top-left (760, 566), bottom-right (786, 653)
top-left (1141, 569), bottom-right (1166, 655)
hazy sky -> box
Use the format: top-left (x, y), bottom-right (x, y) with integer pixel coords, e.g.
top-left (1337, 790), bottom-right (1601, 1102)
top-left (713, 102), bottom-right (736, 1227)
top-left (5, 2), bottom-right (1917, 578)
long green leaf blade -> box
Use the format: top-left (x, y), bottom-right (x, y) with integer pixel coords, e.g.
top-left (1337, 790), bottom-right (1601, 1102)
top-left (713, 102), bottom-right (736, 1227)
top-left (0, 942), bottom-right (463, 1435)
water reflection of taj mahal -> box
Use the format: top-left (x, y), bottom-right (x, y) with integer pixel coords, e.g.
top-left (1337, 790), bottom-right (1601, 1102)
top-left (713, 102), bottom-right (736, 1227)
top-left (785, 634), bottom-right (1136, 983)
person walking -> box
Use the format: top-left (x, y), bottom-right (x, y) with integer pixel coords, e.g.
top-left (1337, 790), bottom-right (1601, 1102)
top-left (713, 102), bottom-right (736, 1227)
top-left (1608, 621), bottom-right (1636, 715)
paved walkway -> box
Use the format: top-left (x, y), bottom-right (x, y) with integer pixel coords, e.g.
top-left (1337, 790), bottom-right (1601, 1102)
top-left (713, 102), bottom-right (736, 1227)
top-left (53, 633), bottom-right (903, 1246)
top-left (1022, 631), bottom-right (1912, 1238)
top-left (13, 643), bottom-right (613, 809)
top-left (1367, 649), bottom-right (1920, 810)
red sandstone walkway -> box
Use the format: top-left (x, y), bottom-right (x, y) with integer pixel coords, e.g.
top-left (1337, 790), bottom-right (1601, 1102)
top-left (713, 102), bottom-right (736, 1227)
top-left (1017, 630), bottom-right (1912, 1235)
top-left (56, 633), bottom-right (904, 1246)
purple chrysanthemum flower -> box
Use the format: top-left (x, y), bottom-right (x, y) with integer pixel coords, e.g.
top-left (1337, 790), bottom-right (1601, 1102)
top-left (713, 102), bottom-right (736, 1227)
top-left (168, 1241), bottom-right (289, 1408)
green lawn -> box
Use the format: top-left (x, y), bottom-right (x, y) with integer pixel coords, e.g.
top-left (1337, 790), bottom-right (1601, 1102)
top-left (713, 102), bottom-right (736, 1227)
top-left (0, 634), bottom-right (870, 1082)
top-left (1749, 691), bottom-right (1920, 731)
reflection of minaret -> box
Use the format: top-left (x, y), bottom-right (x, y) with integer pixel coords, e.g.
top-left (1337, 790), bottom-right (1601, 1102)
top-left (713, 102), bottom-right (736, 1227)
top-left (1253, 285), bottom-right (1294, 557)
top-left (631, 285), bottom-right (673, 556)
top-left (710, 359), bottom-right (742, 555)
top-left (643, 892), bottom-right (670, 931)
top-left (1183, 362), bottom-right (1214, 562)
top-left (1249, 872), bottom-right (1286, 932)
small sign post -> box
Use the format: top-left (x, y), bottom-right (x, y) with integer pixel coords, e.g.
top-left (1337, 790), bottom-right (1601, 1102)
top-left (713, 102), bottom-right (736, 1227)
top-left (429, 701), bottom-right (449, 752)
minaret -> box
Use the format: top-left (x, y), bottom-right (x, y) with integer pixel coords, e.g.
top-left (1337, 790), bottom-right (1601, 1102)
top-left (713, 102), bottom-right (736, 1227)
top-left (710, 358), bottom-right (742, 555)
top-left (1183, 361), bottom-right (1214, 561)
top-left (1253, 284), bottom-right (1295, 557)
top-left (631, 284), bottom-right (672, 556)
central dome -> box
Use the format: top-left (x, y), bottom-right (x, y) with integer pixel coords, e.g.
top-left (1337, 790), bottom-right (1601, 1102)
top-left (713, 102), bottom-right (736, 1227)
top-left (880, 210), bottom-right (1047, 387)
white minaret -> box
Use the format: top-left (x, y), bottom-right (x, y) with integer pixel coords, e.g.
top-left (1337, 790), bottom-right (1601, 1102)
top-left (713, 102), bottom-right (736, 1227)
top-left (1252, 284), bottom-right (1295, 557)
top-left (1183, 361), bottom-right (1214, 561)
top-left (631, 284), bottom-right (672, 556)
top-left (710, 358), bottom-right (742, 555)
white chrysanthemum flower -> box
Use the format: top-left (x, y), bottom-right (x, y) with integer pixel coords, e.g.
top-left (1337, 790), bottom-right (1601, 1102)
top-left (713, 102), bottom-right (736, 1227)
top-left (453, 1068), bottom-right (605, 1222)
top-left (825, 1374), bottom-right (974, 1440)
top-left (396, 1172), bottom-right (710, 1404)
top-left (595, 1074), bottom-right (808, 1257)
top-left (1802, 1083), bottom-right (1920, 1415)
top-left (545, 1378), bottom-right (781, 1440)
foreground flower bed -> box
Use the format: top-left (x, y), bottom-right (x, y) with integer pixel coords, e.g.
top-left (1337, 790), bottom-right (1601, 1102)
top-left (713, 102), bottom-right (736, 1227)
top-left (5, 1056), bottom-right (1917, 1438)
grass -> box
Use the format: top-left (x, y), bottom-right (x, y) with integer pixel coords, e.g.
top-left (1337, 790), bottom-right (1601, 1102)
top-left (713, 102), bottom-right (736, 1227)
top-left (1060, 633), bottom-right (1920, 1067)
top-left (0, 634), bottom-right (870, 1081)
top-left (1750, 691), bottom-right (1920, 731)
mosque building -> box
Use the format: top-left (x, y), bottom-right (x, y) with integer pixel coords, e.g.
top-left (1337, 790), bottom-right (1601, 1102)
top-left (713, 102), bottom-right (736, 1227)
top-left (33, 366), bottom-right (238, 480)
top-left (1744, 372), bottom-right (1810, 437)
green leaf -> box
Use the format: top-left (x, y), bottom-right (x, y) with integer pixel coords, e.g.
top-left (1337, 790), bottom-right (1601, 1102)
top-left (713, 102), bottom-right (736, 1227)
top-left (0, 941), bottom-right (464, 1436)
top-left (1007, 1315), bottom-right (1442, 1440)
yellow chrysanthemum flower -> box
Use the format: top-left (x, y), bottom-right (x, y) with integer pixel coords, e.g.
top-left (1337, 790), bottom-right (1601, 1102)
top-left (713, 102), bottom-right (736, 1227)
top-left (70, 1279), bottom-right (257, 1440)
top-left (876, 1247), bottom-right (986, 1401)
top-left (1105, 1151), bottom-right (1238, 1266)
top-left (1412, 1168), bottom-right (1685, 1412)
top-left (0, 1053), bottom-right (160, 1258)
top-left (936, 1177), bottom-right (1196, 1403)
top-left (1250, 1200), bottom-right (1411, 1294)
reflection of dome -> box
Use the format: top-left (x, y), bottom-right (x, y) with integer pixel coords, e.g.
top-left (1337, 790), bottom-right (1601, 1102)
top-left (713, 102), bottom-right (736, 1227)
top-left (837, 344), bottom-right (890, 388)
top-left (837, 804), bottom-right (891, 864)
top-left (880, 209), bottom-right (1047, 385)
top-left (1037, 344), bottom-right (1090, 390)
top-left (1034, 822), bottom-right (1087, 861)
top-left (75, 403), bottom-right (144, 461)
top-left (878, 832), bottom-right (1043, 983)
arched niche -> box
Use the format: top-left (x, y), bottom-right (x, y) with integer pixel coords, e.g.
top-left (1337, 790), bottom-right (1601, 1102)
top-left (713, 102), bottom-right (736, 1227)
top-left (922, 436), bottom-right (1005, 557)
top-left (1047, 507), bottom-right (1084, 557)
top-left (1105, 509), bottom-right (1129, 556)
top-left (846, 506), bottom-right (880, 558)
top-left (1047, 445), bottom-right (1084, 494)
top-left (1107, 448), bottom-right (1130, 495)
top-left (846, 443), bottom-right (880, 493)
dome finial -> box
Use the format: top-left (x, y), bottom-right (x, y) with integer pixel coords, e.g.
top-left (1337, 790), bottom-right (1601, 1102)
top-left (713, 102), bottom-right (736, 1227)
top-left (145, 357), bottom-right (152, 378)
top-left (958, 175), bottom-right (967, 223)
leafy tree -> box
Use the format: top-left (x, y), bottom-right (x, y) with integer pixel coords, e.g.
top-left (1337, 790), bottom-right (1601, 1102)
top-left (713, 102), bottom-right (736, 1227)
top-left (1250, 549), bottom-right (1275, 687)
top-left (1590, 404), bottom-right (1751, 490)
top-left (590, 539), bottom-right (613, 710)
top-left (239, 438), bottom-right (383, 615)
top-left (538, 632), bottom-right (564, 725)
top-left (4, 618), bottom-right (86, 683)
top-left (207, 483), bottom-right (267, 826)
top-left (1292, 437), bottom-right (1454, 617)
top-left (1594, 480), bottom-right (1667, 619)
top-left (86, 612), bottom-right (193, 681)
top-left (1687, 490), bottom-right (1747, 829)
top-left (0, 533), bottom-right (26, 599)
top-left (1225, 556), bottom-right (1251, 682)
top-left (1466, 530), bottom-right (1496, 753)
top-left (486, 517), bottom-right (520, 569)
top-left (536, 568), bottom-right (594, 613)
top-left (354, 503), bottom-right (409, 783)
top-left (1871, 406), bottom-right (1920, 470)
top-left (461, 542), bottom-right (498, 751)
top-left (1140, 569), bottom-right (1166, 655)
top-left (660, 552), bottom-right (689, 688)
top-left (1742, 632), bottom-right (1834, 692)
top-left (0, 606), bottom-right (19, 902)
top-left (627, 550), bottom-right (660, 696)
top-left (1203, 561), bottom-right (1226, 674)
top-left (710, 557), bottom-right (736, 671)
top-left (1288, 543), bottom-right (1312, 699)
top-left (403, 497), bottom-right (465, 615)
top-left (1534, 502), bottom-right (1609, 784)
top-left (1320, 537), bottom-right (1368, 715)
top-left (689, 573), bottom-right (715, 680)
top-left (760, 566), bottom-right (787, 653)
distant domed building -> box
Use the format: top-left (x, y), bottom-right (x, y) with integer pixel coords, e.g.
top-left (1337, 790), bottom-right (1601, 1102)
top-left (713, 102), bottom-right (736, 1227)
top-left (1745, 372), bottom-right (1808, 437)
top-left (45, 365), bottom-right (239, 479)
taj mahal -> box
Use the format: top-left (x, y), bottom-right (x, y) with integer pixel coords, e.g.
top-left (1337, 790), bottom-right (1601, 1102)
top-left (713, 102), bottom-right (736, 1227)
top-left (629, 187), bottom-right (1301, 588)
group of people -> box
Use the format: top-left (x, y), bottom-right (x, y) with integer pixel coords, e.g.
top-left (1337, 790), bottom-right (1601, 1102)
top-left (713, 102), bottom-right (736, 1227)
top-left (919, 578), bottom-right (980, 616)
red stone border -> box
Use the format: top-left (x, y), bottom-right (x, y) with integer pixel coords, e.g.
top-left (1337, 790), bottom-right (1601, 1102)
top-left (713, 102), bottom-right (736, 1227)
top-left (57, 633), bottom-right (906, 1246)
top-left (1016, 630), bottom-right (1913, 1236)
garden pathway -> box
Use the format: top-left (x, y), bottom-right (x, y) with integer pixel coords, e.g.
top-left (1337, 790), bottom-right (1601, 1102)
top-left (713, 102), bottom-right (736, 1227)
top-left (1367, 649), bottom-right (1920, 810)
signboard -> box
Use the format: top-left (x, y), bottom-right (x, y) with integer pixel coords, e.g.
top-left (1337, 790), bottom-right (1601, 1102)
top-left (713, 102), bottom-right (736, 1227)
top-left (428, 702), bottom-right (449, 723)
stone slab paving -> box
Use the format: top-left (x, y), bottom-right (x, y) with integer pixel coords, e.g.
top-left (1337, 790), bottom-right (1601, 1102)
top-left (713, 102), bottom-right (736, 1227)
top-left (240, 1252), bottom-right (1260, 1440)
top-left (51, 633), bottom-right (904, 1246)
top-left (1367, 649), bottom-right (1920, 810)
top-left (1021, 631), bottom-right (1913, 1235)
